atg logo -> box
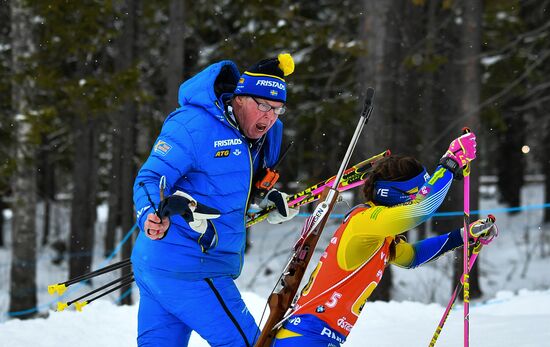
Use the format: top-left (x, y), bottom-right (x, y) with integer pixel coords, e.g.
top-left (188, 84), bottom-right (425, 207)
top-left (214, 149), bottom-right (230, 158)
top-left (255, 79), bottom-right (285, 90)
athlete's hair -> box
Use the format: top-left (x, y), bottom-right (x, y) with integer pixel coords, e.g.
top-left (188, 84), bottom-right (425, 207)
top-left (362, 155), bottom-right (424, 204)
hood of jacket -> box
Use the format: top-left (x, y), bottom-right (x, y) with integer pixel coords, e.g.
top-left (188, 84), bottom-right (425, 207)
top-left (177, 60), bottom-right (241, 122)
top-left (176, 60), bottom-right (283, 168)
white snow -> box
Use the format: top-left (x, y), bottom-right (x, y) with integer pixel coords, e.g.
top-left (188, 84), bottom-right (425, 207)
top-left (0, 290), bottom-right (549, 346)
top-left (481, 55), bottom-right (503, 66)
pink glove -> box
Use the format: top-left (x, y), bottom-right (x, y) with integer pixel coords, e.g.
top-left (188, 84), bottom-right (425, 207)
top-left (467, 214), bottom-right (498, 245)
top-left (443, 132), bottom-right (477, 167)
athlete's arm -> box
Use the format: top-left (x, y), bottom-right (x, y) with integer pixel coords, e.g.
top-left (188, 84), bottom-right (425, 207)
top-left (347, 166), bottom-right (454, 238)
top-left (391, 228), bottom-right (464, 268)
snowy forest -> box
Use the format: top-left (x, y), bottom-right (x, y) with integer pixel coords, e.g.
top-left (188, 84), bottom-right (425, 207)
top-left (1, 0), bottom-right (550, 346)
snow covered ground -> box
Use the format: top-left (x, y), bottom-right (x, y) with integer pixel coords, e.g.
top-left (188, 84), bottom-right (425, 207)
top-left (1, 289), bottom-right (549, 347)
top-left (0, 180), bottom-right (549, 346)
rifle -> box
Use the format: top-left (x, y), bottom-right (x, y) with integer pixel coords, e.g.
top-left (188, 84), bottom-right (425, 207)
top-left (254, 87), bottom-right (376, 347)
top-left (246, 149), bottom-right (390, 228)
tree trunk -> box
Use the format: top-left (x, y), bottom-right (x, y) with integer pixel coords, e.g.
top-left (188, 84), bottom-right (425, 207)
top-left (358, 0), bottom-right (395, 153)
top-left (68, 116), bottom-right (99, 281)
top-left (9, 0), bottom-right (38, 319)
top-left (359, 0), bottom-right (433, 300)
top-left (0, 199), bottom-right (5, 247)
top-left (119, 108), bottom-right (137, 305)
top-left (358, 0), bottom-right (392, 152)
top-left (545, 118), bottom-right (550, 223)
top-left (116, 0), bottom-right (139, 305)
top-left (452, 0), bottom-right (483, 300)
top-left (517, 0), bottom-right (550, 224)
top-left (37, 134), bottom-right (56, 247)
top-left (119, 107), bottom-right (137, 306)
top-left (496, 107), bottom-right (525, 210)
top-left (542, 110), bottom-right (550, 256)
top-left (357, 0), bottom-right (392, 299)
top-left (416, 0), bottom-right (441, 241)
top-left (105, 128), bottom-right (122, 257)
top-left (164, 0), bottom-right (185, 114)
top-left (418, 0), bottom-right (440, 168)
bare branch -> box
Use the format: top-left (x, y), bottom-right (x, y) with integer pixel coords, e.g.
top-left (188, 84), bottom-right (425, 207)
top-left (426, 49), bottom-right (550, 151)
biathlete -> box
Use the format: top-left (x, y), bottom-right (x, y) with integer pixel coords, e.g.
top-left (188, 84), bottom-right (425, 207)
top-left (271, 132), bottom-right (498, 346)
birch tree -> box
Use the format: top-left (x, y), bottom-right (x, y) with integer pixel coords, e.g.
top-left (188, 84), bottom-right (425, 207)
top-left (9, 0), bottom-right (37, 319)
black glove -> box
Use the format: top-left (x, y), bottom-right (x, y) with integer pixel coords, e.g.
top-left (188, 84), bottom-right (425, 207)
top-left (157, 191), bottom-right (221, 233)
top-left (158, 195), bottom-right (194, 222)
top-left (259, 189), bottom-right (299, 224)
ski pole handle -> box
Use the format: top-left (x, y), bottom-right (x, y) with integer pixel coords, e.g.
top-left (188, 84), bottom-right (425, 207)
top-left (159, 175), bottom-right (167, 201)
top-left (48, 258), bottom-right (132, 296)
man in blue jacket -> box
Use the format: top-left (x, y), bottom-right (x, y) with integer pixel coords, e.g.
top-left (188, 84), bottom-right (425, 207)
top-left (131, 53), bottom-right (298, 347)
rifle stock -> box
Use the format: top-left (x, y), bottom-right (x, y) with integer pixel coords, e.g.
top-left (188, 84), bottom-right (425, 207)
top-left (255, 188), bottom-right (339, 347)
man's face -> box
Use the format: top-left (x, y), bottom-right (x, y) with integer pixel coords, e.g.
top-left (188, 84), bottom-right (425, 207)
top-left (233, 96), bottom-right (282, 139)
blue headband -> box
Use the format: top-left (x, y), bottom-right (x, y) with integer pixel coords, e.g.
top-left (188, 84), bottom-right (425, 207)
top-left (234, 72), bottom-right (287, 103)
top-left (374, 168), bottom-right (430, 206)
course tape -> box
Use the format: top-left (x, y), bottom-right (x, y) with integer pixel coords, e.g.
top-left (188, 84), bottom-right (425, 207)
top-left (5, 202), bottom-right (550, 318)
top-left (297, 202), bottom-right (550, 219)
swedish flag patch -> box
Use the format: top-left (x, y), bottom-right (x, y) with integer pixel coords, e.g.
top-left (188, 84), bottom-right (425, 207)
top-left (154, 140), bottom-right (172, 156)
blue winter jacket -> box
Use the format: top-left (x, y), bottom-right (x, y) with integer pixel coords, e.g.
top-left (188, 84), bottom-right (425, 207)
top-left (131, 61), bottom-right (282, 279)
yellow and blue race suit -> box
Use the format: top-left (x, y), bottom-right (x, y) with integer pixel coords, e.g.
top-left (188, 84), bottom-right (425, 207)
top-left (272, 166), bottom-right (465, 347)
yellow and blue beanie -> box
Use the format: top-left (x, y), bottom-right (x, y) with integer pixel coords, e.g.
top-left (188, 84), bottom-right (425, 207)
top-left (234, 53), bottom-right (294, 103)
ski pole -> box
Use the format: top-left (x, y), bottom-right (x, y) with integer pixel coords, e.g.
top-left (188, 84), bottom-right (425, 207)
top-left (56, 273), bottom-right (134, 312)
top-left (429, 241), bottom-right (481, 347)
top-left (48, 258), bottom-right (132, 296)
top-left (462, 127), bottom-right (472, 347)
top-left (272, 141), bottom-right (293, 171)
top-left (254, 142), bottom-right (294, 197)
top-left (428, 215), bottom-right (496, 347)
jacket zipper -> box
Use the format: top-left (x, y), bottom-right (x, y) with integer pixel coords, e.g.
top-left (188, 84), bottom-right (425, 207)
top-left (216, 99), bottom-right (253, 275)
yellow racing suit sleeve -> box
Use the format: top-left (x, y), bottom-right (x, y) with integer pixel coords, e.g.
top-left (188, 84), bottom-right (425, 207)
top-left (347, 166), bottom-right (454, 238)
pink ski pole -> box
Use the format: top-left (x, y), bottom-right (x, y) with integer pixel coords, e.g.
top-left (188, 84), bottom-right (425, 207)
top-left (462, 127), bottom-right (472, 347)
top-left (428, 245), bottom-right (478, 347)
top-left (428, 215), bottom-right (496, 347)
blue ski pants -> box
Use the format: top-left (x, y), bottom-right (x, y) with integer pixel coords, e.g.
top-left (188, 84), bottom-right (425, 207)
top-left (134, 266), bottom-right (259, 347)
